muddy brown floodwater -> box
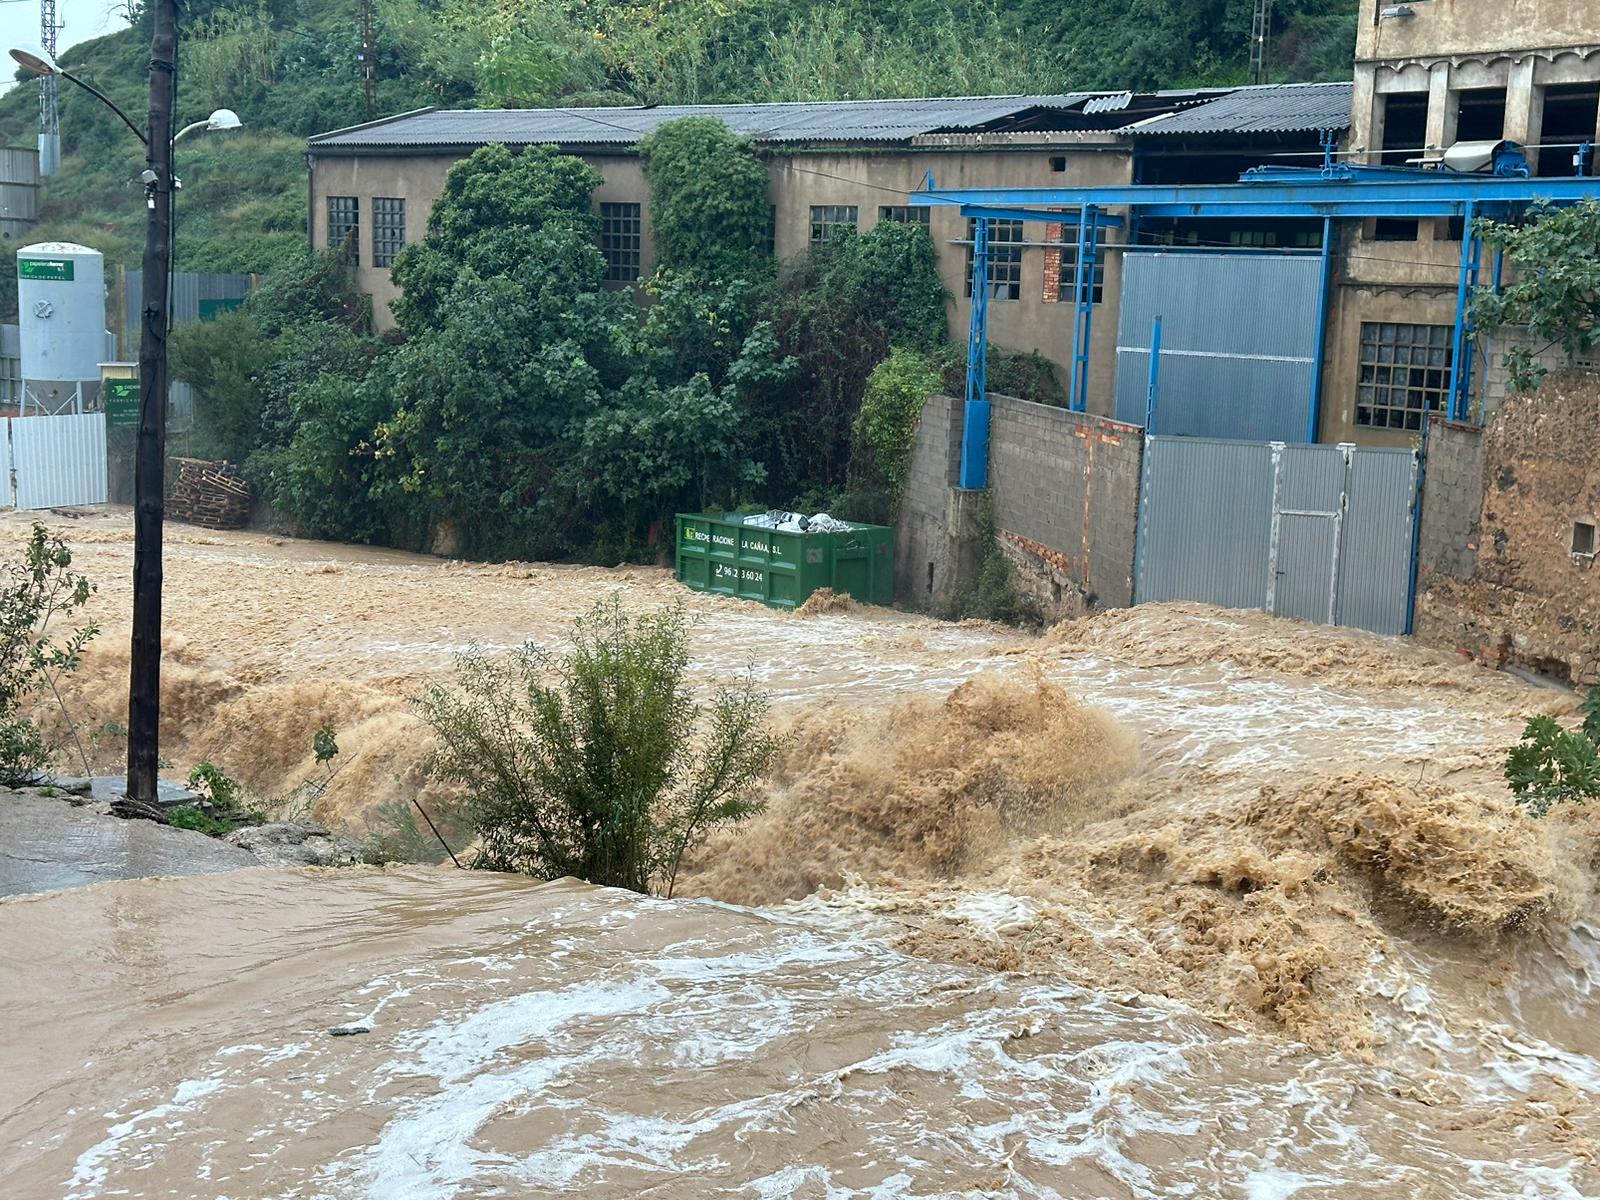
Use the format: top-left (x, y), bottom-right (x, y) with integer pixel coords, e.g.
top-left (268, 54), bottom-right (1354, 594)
top-left (1, 507), bottom-right (1598, 1198)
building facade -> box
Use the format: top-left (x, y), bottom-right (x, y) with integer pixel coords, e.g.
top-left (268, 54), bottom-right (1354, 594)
top-left (307, 0), bottom-right (1600, 447)
top-left (305, 91), bottom-right (1332, 422)
top-left (1326, 0), bottom-right (1600, 446)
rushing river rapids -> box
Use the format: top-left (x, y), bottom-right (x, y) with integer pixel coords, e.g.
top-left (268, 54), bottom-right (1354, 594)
top-left (1, 510), bottom-right (1598, 1195)
top-left (3, 869), bottom-right (1597, 1198)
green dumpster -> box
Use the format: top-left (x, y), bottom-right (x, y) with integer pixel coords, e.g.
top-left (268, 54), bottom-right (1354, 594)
top-left (675, 512), bottom-right (895, 610)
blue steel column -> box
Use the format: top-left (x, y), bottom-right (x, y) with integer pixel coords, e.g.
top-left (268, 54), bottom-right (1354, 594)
top-left (960, 217), bottom-right (991, 489)
top-left (1448, 201), bottom-right (1481, 422)
top-left (1306, 216), bottom-right (1334, 444)
top-left (1070, 204), bottom-right (1099, 412)
top-left (1144, 315), bottom-right (1163, 432)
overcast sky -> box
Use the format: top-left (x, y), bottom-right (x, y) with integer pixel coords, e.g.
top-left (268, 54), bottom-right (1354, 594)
top-left (0, 0), bottom-right (130, 65)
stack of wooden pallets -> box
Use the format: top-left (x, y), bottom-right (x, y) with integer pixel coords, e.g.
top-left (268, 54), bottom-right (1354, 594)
top-left (168, 458), bottom-right (250, 530)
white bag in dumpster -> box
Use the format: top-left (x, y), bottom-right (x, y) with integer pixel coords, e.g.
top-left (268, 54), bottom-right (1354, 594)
top-left (741, 511), bottom-right (855, 534)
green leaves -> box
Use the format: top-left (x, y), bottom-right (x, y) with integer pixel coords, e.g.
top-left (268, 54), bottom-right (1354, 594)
top-left (638, 119), bottom-right (773, 278)
top-left (1504, 693), bottom-right (1600, 818)
top-left (0, 524), bottom-right (100, 785)
top-left (415, 597), bottom-right (780, 896)
top-left (1472, 199), bottom-right (1600, 394)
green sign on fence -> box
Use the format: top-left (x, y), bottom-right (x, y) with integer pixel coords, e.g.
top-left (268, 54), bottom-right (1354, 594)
top-left (105, 379), bottom-right (140, 428)
top-left (18, 258), bottom-right (73, 282)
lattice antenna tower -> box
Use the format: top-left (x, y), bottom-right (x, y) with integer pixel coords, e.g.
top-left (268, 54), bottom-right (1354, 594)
top-left (39, 0), bottom-right (63, 174)
top-left (1250, 0), bottom-right (1273, 86)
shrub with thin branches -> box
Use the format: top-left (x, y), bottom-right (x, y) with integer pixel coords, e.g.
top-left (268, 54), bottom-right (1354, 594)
top-left (415, 597), bottom-right (779, 896)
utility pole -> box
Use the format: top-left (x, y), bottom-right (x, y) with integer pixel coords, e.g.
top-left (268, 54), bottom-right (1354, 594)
top-left (120, 0), bottom-right (178, 820)
top-left (1250, 0), bottom-right (1273, 86)
top-left (38, 0), bottom-right (61, 174)
top-left (359, 0), bottom-right (377, 122)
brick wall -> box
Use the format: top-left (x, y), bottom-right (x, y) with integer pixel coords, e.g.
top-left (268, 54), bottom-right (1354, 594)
top-left (987, 394), bottom-right (1145, 612)
top-left (1417, 418), bottom-right (1484, 584)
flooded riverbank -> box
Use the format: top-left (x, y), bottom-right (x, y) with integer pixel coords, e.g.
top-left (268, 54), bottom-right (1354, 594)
top-left (1, 509), bottom-right (1595, 1196)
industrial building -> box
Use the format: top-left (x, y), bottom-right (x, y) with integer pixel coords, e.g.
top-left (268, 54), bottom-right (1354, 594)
top-left (305, 0), bottom-right (1600, 453)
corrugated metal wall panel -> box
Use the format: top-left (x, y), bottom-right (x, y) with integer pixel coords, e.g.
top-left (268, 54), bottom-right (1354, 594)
top-left (0, 324), bottom-right (20, 408)
top-left (1336, 449), bottom-right (1417, 636)
top-left (1138, 437), bottom-right (1417, 636)
top-left (119, 271), bottom-right (255, 357)
top-left (1114, 252), bottom-right (1320, 442)
top-left (1136, 436), bottom-right (1274, 609)
top-left (10, 413), bottom-right (109, 509)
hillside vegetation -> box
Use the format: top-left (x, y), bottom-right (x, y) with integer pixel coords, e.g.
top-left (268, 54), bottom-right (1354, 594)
top-left (0, 0), bottom-right (1356, 286)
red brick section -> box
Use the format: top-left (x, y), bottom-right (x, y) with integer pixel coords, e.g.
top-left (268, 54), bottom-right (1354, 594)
top-left (1001, 529), bottom-right (1081, 578)
top-left (1042, 222), bottom-right (1062, 303)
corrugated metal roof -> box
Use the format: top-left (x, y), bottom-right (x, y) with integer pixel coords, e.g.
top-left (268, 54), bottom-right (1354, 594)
top-left (309, 95), bottom-right (1106, 152)
top-left (1120, 82), bottom-right (1353, 136)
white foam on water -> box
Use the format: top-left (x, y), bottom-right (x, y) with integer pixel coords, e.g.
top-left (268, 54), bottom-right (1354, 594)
top-left (67, 1077), bottom-right (223, 1199)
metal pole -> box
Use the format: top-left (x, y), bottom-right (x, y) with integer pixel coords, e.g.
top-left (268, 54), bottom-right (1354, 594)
top-left (122, 0), bottom-right (178, 818)
top-left (959, 217), bottom-right (990, 490)
top-left (1448, 200), bottom-right (1476, 422)
top-left (1306, 216), bottom-right (1334, 443)
top-left (1144, 315), bottom-right (1163, 433)
top-left (1068, 205), bottom-right (1090, 409)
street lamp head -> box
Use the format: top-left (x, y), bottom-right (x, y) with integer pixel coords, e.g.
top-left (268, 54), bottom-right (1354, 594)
top-left (206, 108), bottom-right (242, 132)
top-left (9, 44), bottom-right (60, 77)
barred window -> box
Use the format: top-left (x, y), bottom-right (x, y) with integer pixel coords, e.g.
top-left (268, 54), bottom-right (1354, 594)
top-left (965, 218), bottom-right (1023, 301)
top-left (327, 196), bottom-right (359, 264)
top-left (1356, 322), bottom-right (1454, 430)
top-left (599, 202), bottom-right (642, 282)
top-left (809, 205), bottom-right (858, 246)
top-left (878, 205), bottom-right (931, 228)
top-left (1057, 235), bottom-right (1107, 305)
top-left (372, 197), bottom-right (406, 268)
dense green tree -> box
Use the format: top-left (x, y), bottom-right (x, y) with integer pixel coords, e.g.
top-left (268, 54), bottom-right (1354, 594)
top-left (1473, 200), bottom-right (1600, 392)
top-left (637, 118), bottom-right (773, 276)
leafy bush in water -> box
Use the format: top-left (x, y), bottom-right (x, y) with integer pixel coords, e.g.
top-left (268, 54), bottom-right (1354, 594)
top-left (1505, 688), bottom-right (1600, 817)
top-left (0, 524), bottom-right (98, 785)
top-left (415, 597), bottom-right (780, 895)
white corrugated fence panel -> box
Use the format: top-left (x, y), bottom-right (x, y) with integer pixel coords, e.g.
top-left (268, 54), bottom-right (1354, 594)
top-left (10, 413), bottom-right (108, 509)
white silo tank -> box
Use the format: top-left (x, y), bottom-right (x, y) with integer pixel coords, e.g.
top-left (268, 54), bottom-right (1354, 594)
top-left (18, 241), bottom-right (107, 414)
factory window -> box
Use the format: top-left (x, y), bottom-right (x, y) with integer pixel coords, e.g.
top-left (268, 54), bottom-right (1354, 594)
top-left (1057, 234), bottom-right (1107, 304)
top-left (1455, 87), bottom-right (1508, 144)
top-left (809, 205), bottom-right (858, 246)
top-left (1050, 156), bottom-right (1068, 172)
top-left (1373, 218), bottom-right (1420, 242)
top-left (1574, 521), bottom-right (1596, 558)
top-left (1538, 84), bottom-right (1600, 177)
top-left (599, 202), bottom-right (642, 282)
top-left (964, 218), bottom-right (1024, 301)
top-left (372, 198), bottom-right (406, 268)
top-left (1356, 322), bottom-right (1453, 430)
top-left (1379, 92), bottom-right (1429, 166)
top-left (878, 205), bottom-right (931, 228)
top-left (327, 196), bottom-right (359, 265)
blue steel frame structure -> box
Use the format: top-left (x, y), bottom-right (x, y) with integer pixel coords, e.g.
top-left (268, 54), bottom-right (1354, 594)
top-left (918, 163), bottom-right (1600, 480)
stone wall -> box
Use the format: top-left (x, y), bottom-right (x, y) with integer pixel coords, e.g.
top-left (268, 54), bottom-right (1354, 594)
top-left (987, 394), bottom-right (1144, 616)
top-left (1415, 371), bottom-right (1600, 686)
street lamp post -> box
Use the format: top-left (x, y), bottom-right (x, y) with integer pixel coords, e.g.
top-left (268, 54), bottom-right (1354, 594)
top-left (11, 13), bottom-right (240, 819)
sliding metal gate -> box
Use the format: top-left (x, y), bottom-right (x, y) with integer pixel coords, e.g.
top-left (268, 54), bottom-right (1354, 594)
top-left (1134, 436), bottom-right (1418, 636)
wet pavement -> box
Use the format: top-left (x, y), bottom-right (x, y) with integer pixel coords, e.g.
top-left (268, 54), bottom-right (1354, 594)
top-left (0, 793), bottom-right (255, 898)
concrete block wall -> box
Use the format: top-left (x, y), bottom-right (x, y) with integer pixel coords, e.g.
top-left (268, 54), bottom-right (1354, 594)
top-left (1480, 328), bottom-right (1599, 422)
top-left (987, 394), bottom-right (1144, 612)
top-left (1417, 418), bottom-right (1484, 584)
top-left (894, 393), bottom-right (965, 607)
